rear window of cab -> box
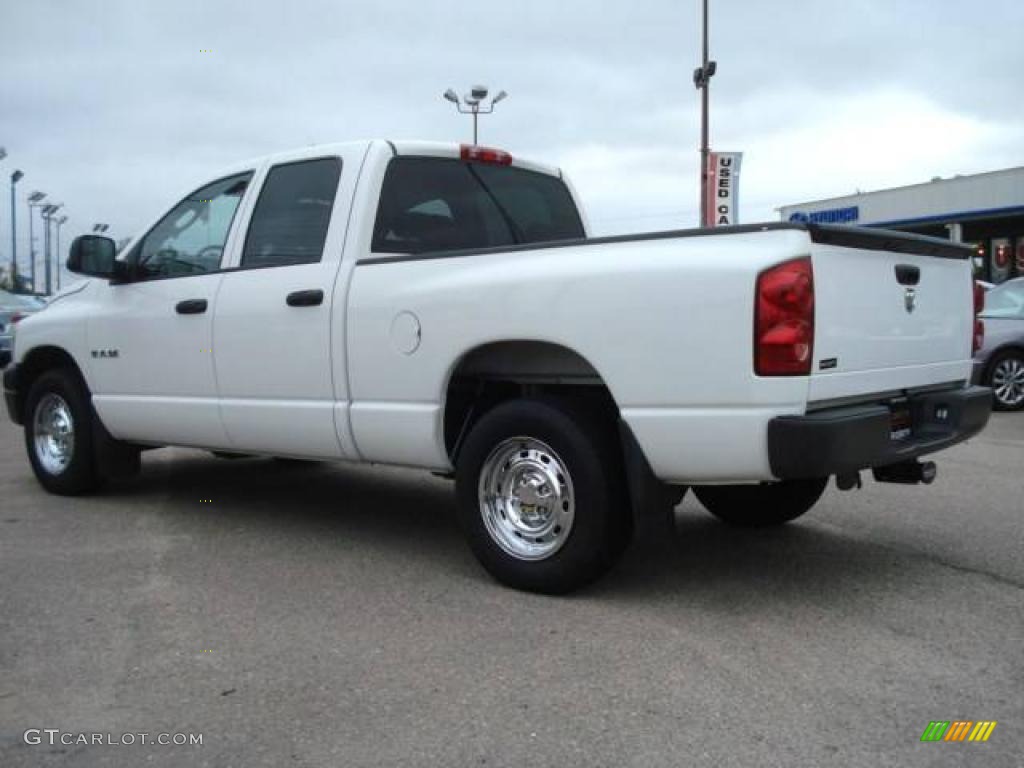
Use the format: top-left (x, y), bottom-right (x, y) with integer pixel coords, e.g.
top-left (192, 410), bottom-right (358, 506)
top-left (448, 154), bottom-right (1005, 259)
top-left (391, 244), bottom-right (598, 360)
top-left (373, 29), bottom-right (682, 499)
top-left (372, 157), bottom-right (584, 254)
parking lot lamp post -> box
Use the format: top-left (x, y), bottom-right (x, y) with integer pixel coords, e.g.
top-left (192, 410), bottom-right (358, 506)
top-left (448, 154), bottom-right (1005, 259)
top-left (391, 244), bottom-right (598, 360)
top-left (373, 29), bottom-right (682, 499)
top-left (692, 0), bottom-right (717, 226)
top-left (55, 215), bottom-right (68, 291)
top-left (443, 86), bottom-right (508, 145)
top-left (10, 170), bottom-right (22, 288)
top-left (40, 206), bottom-right (52, 295)
top-left (27, 192), bottom-right (47, 293)
top-left (41, 203), bottom-right (61, 295)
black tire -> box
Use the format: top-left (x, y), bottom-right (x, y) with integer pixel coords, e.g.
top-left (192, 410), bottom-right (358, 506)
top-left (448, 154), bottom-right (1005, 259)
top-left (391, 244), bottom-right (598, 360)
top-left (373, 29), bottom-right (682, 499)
top-left (23, 368), bottom-right (102, 495)
top-left (694, 478), bottom-right (828, 528)
top-left (455, 397), bottom-right (631, 594)
top-left (985, 349), bottom-right (1024, 411)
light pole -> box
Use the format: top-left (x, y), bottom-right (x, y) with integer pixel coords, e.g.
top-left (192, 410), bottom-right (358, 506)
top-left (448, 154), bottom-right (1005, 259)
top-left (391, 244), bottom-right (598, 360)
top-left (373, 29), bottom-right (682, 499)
top-left (41, 205), bottom-right (53, 295)
top-left (0, 148), bottom-right (7, 289)
top-left (10, 170), bottom-right (22, 289)
top-left (41, 203), bottom-right (62, 295)
top-left (54, 215), bottom-right (68, 291)
top-left (693, 0), bottom-right (716, 227)
top-left (27, 191), bottom-right (46, 294)
top-left (443, 85), bottom-right (508, 145)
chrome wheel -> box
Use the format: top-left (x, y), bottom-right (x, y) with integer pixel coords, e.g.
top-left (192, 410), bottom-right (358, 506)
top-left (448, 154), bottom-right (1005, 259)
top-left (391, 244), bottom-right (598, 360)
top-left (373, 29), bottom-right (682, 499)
top-left (992, 357), bottom-right (1024, 408)
top-left (33, 393), bottom-right (75, 475)
top-left (478, 437), bottom-right (575, 561)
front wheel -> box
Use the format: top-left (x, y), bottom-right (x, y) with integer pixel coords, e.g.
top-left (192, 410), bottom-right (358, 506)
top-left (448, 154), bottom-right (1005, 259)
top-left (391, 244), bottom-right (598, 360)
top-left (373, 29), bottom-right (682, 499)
top-left (24, 369), bottom-right (102, 495)
top-left (694, 477), bottom-right (828, 528)
top-left (455, 398), bottom-right (631, 594)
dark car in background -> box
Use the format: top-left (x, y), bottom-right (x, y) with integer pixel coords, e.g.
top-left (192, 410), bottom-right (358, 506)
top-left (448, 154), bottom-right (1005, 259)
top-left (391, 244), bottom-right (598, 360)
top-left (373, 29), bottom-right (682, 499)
top-left (973, 277), bottom-right (1024, 411)
top-left (0, 290), bottom-right (46, 368)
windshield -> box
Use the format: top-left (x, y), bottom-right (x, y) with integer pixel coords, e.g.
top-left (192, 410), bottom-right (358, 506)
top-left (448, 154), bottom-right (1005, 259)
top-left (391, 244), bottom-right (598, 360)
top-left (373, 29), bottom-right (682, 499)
top-left (982, 279), bottom-right (1024, 318)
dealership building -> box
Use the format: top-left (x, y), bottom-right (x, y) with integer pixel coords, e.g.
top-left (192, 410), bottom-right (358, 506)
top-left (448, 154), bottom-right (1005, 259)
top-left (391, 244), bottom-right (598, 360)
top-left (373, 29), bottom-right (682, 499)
top-left (780, 165), bottom-right (1024, 284)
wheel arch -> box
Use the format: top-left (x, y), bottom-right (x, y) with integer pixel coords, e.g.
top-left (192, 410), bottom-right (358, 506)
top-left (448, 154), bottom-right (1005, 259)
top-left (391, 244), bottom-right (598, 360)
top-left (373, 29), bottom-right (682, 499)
top-left (9, 345), bottom-right (91, 425)
top-left (441, 339), bottom-right (619, 462)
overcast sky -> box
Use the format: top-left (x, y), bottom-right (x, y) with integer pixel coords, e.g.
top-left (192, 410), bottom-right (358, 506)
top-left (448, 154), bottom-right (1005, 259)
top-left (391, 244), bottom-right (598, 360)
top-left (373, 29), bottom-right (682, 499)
top-left (2, 0), bottom-right (1022, 279)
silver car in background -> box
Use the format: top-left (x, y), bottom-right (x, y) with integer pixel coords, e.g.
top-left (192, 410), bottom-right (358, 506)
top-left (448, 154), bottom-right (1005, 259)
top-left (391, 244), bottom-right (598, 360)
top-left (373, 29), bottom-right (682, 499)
top-left (973, 277), bottom-right (1024, 411)
top-left (0, 290), bottom-right (46, 368)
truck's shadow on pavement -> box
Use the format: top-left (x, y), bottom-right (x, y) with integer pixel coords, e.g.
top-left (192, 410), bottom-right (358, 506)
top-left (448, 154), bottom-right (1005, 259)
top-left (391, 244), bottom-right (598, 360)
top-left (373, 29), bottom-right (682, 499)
top-left (93, 449), bottom-right (910, 606)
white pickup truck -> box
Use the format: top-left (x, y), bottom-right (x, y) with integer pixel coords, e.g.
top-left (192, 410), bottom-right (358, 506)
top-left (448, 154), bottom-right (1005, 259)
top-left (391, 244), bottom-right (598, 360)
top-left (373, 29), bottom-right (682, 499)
top-left (4, 140), bottom-right (991, 593)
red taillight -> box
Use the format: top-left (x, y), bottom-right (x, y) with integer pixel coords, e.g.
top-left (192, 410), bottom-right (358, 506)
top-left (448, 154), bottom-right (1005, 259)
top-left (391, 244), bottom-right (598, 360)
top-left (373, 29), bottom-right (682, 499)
top-left (972, 280), bottom-right (985, 354)
top-left (460, 144), bottom-right (513, 166)
top-left (755, 257), bottom-right (814, 376)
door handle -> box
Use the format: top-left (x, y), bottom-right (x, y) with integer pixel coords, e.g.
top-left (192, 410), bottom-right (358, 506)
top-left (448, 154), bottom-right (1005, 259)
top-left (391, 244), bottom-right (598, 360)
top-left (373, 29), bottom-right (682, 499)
top-left (286, 289), bottom-right (324, 307)
top-left (894, 264), bottom-right (921, 286)
top-left (176, 299), bottom-right (208, 314)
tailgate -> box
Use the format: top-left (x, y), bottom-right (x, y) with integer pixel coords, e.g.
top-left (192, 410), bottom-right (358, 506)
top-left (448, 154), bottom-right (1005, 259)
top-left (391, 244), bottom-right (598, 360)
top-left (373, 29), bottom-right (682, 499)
top-left (806, 226), bottom-right (975, 404)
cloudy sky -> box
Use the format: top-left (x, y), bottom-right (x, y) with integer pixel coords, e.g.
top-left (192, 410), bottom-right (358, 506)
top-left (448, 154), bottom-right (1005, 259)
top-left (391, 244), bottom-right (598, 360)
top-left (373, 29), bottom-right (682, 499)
top-left (1, 0), bottom-right (1022, 280)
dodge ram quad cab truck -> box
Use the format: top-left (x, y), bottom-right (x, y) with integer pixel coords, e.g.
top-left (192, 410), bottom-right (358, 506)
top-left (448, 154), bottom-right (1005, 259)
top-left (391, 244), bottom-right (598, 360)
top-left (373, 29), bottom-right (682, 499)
top-left (3, 140), bottom-right (992, 593)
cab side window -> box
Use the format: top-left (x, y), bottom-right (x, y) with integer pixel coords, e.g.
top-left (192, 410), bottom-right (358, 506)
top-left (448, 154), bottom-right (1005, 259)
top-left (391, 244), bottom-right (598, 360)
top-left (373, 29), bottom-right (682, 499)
top-left (131, 173), bottom-right (252, 279)
top-left (241, 158), bottom-right (342, 269)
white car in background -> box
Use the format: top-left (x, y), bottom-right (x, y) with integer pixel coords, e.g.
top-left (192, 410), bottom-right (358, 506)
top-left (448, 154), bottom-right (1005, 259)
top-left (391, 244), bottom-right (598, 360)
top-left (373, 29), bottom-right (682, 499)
top-left (973, 277), bottom-right (1024, 410)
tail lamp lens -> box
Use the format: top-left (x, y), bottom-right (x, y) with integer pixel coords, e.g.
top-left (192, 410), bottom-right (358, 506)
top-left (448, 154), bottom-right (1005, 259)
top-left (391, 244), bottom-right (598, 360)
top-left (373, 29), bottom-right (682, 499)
top-left (755, 257), bottom-right (814, 376)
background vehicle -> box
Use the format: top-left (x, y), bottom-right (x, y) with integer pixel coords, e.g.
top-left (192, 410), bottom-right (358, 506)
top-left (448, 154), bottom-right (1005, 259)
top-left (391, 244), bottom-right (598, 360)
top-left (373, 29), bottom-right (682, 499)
top-left (3, 141), bottom-right (991, 593)
top-left (973, 277), bottom-right (1024, 410)
top-left (0, 290), bottom-right (46, 368)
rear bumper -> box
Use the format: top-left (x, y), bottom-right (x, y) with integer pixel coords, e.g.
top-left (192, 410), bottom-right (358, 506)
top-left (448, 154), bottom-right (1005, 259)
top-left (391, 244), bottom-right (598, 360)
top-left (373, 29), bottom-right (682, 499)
top-left (4, 363), bottom-right (22, 425)
top-left (768, 386), bottom-right (991, 479)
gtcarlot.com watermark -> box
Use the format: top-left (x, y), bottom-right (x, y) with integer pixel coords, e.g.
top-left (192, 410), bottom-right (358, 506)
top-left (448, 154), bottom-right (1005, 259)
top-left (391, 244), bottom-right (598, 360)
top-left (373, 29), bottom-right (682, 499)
top-left (24, 729), bottom-right (202, 747)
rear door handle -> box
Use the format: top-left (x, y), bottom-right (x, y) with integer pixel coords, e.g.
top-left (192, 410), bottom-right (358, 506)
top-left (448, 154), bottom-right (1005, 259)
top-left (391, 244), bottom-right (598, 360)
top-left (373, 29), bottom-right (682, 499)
top-left (894, 264), bottom-right (921, 286)
top-left (286, 289), bottom-right (324, 307)
top-left (176, 299), bottom-right (208, 314)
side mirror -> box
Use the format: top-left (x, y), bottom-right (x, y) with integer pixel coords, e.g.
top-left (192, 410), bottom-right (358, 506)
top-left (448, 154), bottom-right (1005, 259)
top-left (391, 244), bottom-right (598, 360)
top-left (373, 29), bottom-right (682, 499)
top-left (67, 235), bottom-right (119, 279)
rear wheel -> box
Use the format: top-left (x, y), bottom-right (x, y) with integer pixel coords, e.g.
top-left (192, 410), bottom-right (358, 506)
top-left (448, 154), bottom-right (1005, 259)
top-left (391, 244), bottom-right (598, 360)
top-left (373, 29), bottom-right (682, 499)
top-left (455, 397), bottom-right (630, 594)
top-left (986, 350), bottom-right (1024, 411)
top-left (694, 477), bottom-right (828, 528)
top-left (24, 369), bottom-right (102, 495)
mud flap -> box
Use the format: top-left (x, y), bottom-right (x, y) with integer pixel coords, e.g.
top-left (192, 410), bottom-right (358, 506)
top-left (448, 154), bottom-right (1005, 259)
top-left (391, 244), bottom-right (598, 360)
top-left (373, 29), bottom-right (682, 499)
top-left (91, 404), bottom-right (141, 480)
top-left (618, 419), bottom-right (686, 532)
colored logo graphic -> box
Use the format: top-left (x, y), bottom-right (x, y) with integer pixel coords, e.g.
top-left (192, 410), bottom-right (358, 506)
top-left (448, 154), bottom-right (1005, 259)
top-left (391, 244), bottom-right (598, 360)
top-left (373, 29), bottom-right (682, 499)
top-left (920, 721), bottom-right (997, 742)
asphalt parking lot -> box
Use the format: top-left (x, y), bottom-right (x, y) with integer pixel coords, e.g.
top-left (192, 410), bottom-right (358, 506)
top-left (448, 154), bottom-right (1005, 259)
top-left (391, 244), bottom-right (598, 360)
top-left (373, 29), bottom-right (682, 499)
top-left (1, 413), bottom-right (1022, 767)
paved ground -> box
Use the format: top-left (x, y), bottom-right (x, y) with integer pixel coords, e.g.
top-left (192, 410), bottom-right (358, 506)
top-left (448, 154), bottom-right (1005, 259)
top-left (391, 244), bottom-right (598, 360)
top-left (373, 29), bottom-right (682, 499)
top-left (1, 412), bottom-right (1022, 767)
